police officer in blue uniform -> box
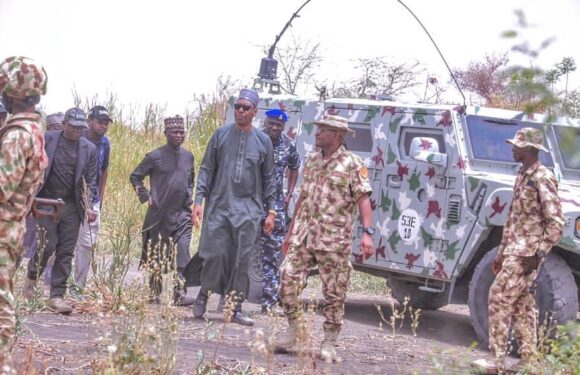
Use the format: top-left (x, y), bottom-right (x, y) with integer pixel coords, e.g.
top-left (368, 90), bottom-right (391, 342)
top-left (260, 108), bottom-right (300, 314)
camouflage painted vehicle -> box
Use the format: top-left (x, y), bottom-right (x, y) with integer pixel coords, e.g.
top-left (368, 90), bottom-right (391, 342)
top-left (226, 93), bottom-right (580, 345)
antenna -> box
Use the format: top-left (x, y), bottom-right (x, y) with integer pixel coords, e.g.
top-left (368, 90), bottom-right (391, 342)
top-left (396, 0), bottom-right (466, 107)
top-left (254, 0), bottom-right (313, 93)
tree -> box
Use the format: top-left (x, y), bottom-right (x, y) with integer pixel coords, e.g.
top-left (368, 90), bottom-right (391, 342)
top-left (557, 57), bottom-right (577, 110)
top-left (544, 68), bottom-right (561, 94)
top-left (266, 34), bottom-right (322, 95)
top-left (331, 57), bottom-right (422, 99)
top-left (422, 74), bottom-right (447, 104)
top-left (453, 54), bottom-right (510, 106)
top-left (562, 89), bottom-right (580, 118)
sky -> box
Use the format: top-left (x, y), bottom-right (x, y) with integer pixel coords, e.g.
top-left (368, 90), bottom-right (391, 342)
top-left (1, 0), bottom-right (579, 116)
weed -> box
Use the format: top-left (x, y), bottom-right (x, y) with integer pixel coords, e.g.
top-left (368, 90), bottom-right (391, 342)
top-left (376, 296), bottom-right (409, 337)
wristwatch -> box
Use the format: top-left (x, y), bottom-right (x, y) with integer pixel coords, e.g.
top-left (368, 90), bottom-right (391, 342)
top-left (362, 227), bottom-right (375, 235)
top-left (536, 250), bottom-right (547, 259)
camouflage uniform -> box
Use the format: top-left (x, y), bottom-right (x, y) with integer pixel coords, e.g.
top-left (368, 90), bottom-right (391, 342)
top-left (279, 145), bottom-right (372, 332)
top-left (0, 56), bottom-right (48, 370)
top-left (260, 133), bottom-right (300, 310)
top-left (488, 128), bottom-right (564, 362)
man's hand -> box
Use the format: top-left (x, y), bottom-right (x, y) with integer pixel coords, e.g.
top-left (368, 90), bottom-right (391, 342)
top-left (263, 212), bottom-right (276, 236)
top-left (281, 239), bottom-right (290, 256)
top-left (492, 255), bottom-right (504, 275)
top-left (86, 209), bottom-right (97, 223)
top-left (521, 255), bottom-right (541, 275)
top-left (148, 196), bottom-right (159, 208)
top-left (361, 233), bottom-right (373, 258)
top-left (192, 204), bottom-right (203, 229)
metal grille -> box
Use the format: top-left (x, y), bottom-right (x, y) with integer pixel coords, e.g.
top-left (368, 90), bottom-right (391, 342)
top-left (447, 195), bottom-right (462, 223)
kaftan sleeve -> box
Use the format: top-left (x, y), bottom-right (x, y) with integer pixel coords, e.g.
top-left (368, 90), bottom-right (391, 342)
top-left (130, 153), bottom-right (154, 204)
top-left (194, 131), bottom-right (218, 205)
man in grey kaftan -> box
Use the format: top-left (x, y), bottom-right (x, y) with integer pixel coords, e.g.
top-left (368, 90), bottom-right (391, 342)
top-left (191, 89), bottom-right (276, 326)
top-left (130, 115), bottom-right (194, 306)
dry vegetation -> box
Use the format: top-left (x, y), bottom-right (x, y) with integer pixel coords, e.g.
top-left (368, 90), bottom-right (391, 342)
top-left (11, 92), bottom-right (579, 374)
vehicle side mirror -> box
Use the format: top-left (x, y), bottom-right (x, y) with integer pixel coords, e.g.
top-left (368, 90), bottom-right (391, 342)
top-left (409, 137), bottom-right (448, 166)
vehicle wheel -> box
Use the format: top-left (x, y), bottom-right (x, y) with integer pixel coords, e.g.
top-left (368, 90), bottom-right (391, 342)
top-left (389, 278), bottom-right (449, 310)
top-left (467, 247), bottom-right (579, 346)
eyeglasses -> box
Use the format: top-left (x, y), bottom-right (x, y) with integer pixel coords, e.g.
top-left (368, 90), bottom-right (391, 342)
top-left (97, 119), bottom-right (111, 125)
top-left (234, 103), bottom-right (253, 111)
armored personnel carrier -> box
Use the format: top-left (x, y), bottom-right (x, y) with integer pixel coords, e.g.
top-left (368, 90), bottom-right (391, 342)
top-left (227, 1), bottom-right (580, 346)
top-left (227, 92), bottom-right (580, 345)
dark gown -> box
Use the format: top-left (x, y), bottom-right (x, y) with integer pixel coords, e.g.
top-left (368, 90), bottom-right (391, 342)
top-left (130, 144), bottom-right (195, 273)
top-left (185, 124), bottom-right (276, 300)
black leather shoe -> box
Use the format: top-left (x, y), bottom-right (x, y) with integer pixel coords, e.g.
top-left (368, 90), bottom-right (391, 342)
top-left (192, 292), bottom-right (208, 318)
top-left (231, 311), bottom-right (254, 326)
top-left (174, 291), bottom-right (195, 307)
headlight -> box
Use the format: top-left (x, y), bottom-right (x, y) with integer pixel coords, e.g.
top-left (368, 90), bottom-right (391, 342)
top-left (576, 217), bottom-right (580, 238)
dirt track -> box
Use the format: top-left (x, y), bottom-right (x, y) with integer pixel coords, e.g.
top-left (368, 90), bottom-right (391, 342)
top-left (14, 286), bottom-right (495, 374)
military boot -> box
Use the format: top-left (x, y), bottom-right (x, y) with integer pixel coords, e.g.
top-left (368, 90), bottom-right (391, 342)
top-left (320, 328), bottom-right (340, 363)
top-left (46, 297), bottom-right (73, 315)
top-left (272, 318), bottom-right (302, 351)
top-left (22, 277), bottom-right (37, 300)
top-left (173, 272), bottom-right (194, 307)
top-left (174, 290), bottom-right (195, 307)
top-left (216, 294), bottom-right (226, 313)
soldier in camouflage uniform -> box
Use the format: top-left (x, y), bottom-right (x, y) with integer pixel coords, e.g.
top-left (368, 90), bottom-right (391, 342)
top-left (260, 109), bottom-right (300, 315)
top-left (484, 128), bottom-right (564, 372)
top-left (0, 56), bottom-right (48, 372)
top-left (0, 104), bottom-right (6, 128)
top-left (273, 115), bottom-right (373, 362)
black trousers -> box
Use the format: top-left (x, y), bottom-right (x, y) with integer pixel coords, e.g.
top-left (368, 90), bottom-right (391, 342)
top-left (27, 202), bottom-right (81, 298)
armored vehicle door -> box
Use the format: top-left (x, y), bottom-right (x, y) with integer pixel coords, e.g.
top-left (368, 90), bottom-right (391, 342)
top-left (377, 108), bottom-right (469, 281)
top-left (328, 104), bottom-right (390, 264)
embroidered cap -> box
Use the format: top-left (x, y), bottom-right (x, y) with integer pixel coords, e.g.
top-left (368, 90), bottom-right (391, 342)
top-left (164, 115), bottom-right (185, 129)
top-left (237, 88), bottom-right (259, 107)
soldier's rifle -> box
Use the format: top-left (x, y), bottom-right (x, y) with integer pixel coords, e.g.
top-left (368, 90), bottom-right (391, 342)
top-left (31, 197), bottom-right (65, 223)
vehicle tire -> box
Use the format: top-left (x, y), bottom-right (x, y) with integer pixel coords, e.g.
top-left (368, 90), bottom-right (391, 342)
top-left (389, 278), bottom-right (449, 310)
top-left (467, 247), bottom-right (579, 346)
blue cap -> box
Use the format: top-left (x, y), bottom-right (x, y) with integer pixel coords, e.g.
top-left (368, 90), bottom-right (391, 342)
top-left (265, 108), bottom-right (288, 123)
top-left (0, 102), bottom-right (6, 114)
top-left (237, 88), bottom-right (259, 107)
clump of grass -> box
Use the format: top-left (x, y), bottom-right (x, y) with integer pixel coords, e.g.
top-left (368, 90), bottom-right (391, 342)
top-left (376, 296), bottom-right (410, 337)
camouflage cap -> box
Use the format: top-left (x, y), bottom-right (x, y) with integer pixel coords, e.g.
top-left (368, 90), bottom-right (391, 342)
top-left (314, 114), bottom-right (355, 134)
top-left (506, 127), bottom-right (548, 152)
top-left (46, 112), bottom-right (65, 126)
top-left (0, 56), bottom-right (48, 99)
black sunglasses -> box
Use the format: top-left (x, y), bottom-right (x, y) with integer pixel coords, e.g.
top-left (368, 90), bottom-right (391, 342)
top-left (234, 103), bottom-right (253, 111)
